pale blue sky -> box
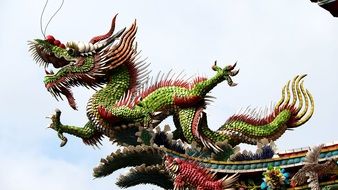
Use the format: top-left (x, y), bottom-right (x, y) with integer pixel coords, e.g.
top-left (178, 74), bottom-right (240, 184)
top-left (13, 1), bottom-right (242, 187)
top-left (0, 0), bottom-right (337, 189)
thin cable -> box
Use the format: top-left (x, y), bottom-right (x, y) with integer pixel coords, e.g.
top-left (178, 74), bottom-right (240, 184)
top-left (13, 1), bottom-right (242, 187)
top-left (40, 0), bottom-right (49, 38)
top-left (43, 0), bottom-right (65, 37)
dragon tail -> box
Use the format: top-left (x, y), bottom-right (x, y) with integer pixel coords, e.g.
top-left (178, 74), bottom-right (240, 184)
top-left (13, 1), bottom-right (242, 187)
top-left (216, 74), bottom-right (314, 145)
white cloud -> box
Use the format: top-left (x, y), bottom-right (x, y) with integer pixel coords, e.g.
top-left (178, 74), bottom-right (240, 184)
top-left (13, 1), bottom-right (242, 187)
top-left (0, 150), bottom-right (89, 190)
top-left (0, 139), bottom-right (162, 190)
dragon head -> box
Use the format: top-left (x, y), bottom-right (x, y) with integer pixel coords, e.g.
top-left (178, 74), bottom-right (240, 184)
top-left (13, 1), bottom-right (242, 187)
top-left (29, 35), bottom-right (73, 69)
top-left (29, 15), bottom-right (137, 110)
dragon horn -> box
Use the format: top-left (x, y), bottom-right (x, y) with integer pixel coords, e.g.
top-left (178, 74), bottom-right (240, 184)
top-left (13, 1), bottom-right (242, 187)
top-left (89, 14), bottom-right (118, 44)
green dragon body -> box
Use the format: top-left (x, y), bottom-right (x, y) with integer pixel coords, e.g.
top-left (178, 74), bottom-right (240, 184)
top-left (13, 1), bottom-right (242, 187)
top-left (29, 16), bottom-right (314, 151)
top-left (29, 16), bottom-right (334, 190)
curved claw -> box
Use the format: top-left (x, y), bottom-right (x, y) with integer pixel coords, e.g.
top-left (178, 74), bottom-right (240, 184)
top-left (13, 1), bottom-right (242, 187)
top-left (224, 75), bottom-right (238, 87)
top-left (58, 132), bottom-right (68, 147)
top-left (226, 77), bottom-right (237, 87)
top-left (55, 108), bottom-right (61, 118)
top-left (230, 82), bottom-right (238, 87)
top-left (211, 61), bottom-right (239, 87)
top-left (47, 109), bottom-right (68, 147)
top-left (229, 69), bottom-right (239, 76)
top-left (212, 60), bottom-right (218, 71)
top-left (225, 61), bottom-right (237, 71)
top-left (51, 109), bottom-right (61, 127)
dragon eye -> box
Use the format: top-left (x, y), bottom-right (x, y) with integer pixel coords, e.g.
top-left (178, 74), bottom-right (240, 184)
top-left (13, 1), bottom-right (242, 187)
top-left (67, 48), bottom-right (77, 56)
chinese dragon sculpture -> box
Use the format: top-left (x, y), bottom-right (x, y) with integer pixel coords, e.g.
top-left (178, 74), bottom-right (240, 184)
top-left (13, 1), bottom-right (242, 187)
top-left (29, 15), bottom-right (338, 189)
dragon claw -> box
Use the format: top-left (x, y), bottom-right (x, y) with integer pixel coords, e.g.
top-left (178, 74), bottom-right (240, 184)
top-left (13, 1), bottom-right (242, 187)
top-left (47, 109), bottom-right (68, 147)
top-left (229, 82), bottom-right (238, 87)
top-left (225, 61), bottom-right (237, 71)
top-left (214, 61), bottom-right (239, 87)
top-left (229, 69), bottom-right (240, 76)
top-left (212, 60), bottom-right (218, 71)
top-left (227, 62), bottom-right (238, 86)
top-left (227, 77), bottom-right (237, 87)
top-left (58, 132), bottom-right (68, 147)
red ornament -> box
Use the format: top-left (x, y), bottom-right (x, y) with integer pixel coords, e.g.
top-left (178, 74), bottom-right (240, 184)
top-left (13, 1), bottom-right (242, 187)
top-left (53, 40), bottom-right (61, 46)
top-left (59, 44), bottom-right (66, 49)
top-left (45, 35), bottom-right (55, 44)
